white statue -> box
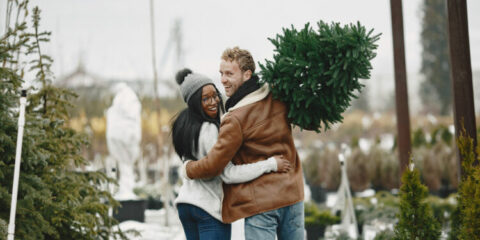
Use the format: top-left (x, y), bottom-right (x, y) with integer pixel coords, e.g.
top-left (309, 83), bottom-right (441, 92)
top-left (106, 83), bottom-right (142, 200)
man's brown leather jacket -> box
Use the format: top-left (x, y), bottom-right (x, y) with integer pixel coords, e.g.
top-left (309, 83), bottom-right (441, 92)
top-left (186, 84), bottom-right (304, 223)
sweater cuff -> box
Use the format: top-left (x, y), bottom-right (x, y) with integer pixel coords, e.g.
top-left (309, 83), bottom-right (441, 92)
top-left (180, 160), bottom-right (193, 180)
top-left (266, 157), bottom-right (278, 172)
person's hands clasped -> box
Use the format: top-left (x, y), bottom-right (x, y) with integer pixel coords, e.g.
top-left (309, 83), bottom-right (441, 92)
top-left (274, 155), bottom-right (291, 173)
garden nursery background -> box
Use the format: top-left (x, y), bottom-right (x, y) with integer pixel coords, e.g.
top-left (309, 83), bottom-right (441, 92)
top-left (1, 0), bottom-right (480, 240)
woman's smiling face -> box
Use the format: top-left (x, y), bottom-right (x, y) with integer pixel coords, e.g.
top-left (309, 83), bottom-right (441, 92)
top-left (201, 84), bottom-right (220, 119)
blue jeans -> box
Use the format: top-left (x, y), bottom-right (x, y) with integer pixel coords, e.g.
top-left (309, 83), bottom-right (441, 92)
top-left (245, 201), bottom-right (304, 240)
top-left (177, 203), bottom-right (231, 240)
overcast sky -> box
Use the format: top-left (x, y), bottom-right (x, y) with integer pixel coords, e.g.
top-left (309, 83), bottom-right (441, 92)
top-left (1, 0), bottom-right (479, 109)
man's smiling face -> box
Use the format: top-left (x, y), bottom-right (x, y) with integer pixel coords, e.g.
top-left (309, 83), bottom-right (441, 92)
top-left (219, 59), bottom-right (250, 97)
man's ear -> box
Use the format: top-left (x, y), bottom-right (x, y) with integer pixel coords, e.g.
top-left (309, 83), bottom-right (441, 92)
top-left (243, 70), bottom-right (252, 81)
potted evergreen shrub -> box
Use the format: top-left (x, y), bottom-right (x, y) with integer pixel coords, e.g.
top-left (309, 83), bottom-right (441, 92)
top-left (394, 162), bottom-right (441, 240)
top-left (449, 129), bottom-right (480, 240)
top-left (304, 202), bottom-right (340, 240)
top-left (0, 2), bottom-right (127, 239)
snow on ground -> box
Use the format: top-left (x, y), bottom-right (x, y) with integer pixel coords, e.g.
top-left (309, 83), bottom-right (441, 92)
top-left (116, 209), bottom-right (185, 240)
top-left (115, 208), bottom-right (246, 240)
top-left (118, 220), bottom-right (184, 240)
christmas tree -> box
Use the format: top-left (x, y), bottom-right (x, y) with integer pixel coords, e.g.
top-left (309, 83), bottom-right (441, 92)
top-left (394, 161), bottom-right (441, 240)
top-left (259, 21), bottom-right (380, 132)
top-left (0, 2), bottom-right (126, 239)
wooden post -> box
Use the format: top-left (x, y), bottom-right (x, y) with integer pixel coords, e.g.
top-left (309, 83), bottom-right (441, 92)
top-left (446, 0), bottom-right (477, 172)
top-left (390, 0), bottom-right (412, 177)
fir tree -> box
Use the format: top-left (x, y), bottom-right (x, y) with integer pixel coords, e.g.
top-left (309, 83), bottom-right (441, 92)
top-left (449, 129), bottom-right (480, 240)
top-left (419, 0), bottom-right (451, 115)
top-left (1, 2), bottom-right (126, 239)
top-left (259, 21), bottom-right (380, 132)
top-left (394, 161), bottom-right (441, 240)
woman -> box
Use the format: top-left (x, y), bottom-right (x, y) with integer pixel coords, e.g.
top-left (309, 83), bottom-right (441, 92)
top-left (172, 69), bottom-right (290, 240)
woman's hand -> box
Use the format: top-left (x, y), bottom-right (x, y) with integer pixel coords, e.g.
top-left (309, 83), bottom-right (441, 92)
top-left (274, 155), bottom-right (291, 173)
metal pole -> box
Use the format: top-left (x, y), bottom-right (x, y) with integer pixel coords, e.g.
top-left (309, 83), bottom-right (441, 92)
top-left (7, 90), bottom-right (27, 240)
top-left (162, 145), bottom-right (170, 227)
top-left (149, 0), bottom-right (159, 100)
top-left (149, 0), bottom-right (174, 227)
top-left (4, 0), bottom-right (14, 35)
top-left (390, 0), bottom-right (412, 177)
top-left (446, 0), bottom-right (477, 172)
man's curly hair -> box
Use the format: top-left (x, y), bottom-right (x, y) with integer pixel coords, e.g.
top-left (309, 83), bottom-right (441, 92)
top-left (221, 46), bottom-right (256, 73)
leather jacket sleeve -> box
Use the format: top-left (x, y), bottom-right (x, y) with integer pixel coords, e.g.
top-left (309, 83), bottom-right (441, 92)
top-left (186, 114), bottom-right (243, 179)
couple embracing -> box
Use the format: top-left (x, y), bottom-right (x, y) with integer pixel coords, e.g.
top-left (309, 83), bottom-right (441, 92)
top-left (171, 47), bottom-right (305, 240)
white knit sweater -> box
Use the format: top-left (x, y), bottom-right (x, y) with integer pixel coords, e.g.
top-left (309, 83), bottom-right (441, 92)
top-left (174, 122), bottom-right (277, 221)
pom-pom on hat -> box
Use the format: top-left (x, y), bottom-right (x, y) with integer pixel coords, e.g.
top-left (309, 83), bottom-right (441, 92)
top-left (175, 68), bottom-right (214, 103)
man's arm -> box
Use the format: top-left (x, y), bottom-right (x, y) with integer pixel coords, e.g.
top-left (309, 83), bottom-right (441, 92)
top-left (186, 114), bottom-right (243, 179)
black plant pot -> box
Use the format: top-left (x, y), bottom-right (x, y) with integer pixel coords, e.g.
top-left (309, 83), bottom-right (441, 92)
top-left (305, 225), bottom-right (326, 240)
top-left (147, 196), bottom-right (164, 210)
top-left (113, 199), bottom-right (147, 222)
top-left (310, 185), bottom-right (327, 203)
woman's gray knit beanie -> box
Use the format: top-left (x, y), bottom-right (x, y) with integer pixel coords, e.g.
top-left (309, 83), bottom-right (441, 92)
top-left (176, 68), bottom-right (214, 103)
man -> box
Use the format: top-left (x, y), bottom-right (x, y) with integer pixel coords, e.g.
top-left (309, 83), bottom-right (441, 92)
top-left (183, 47), bottom-right (304, 239)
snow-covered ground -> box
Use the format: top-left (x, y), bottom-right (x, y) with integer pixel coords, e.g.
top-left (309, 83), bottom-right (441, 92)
top-left (117, 220), bottom-right (184, 240)
top-left (117, 181), bottom-right (312, 239)
top-left (116, 209), bottom-right (246, 240)
top-left (116, 209), bottom-right (184, 240)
